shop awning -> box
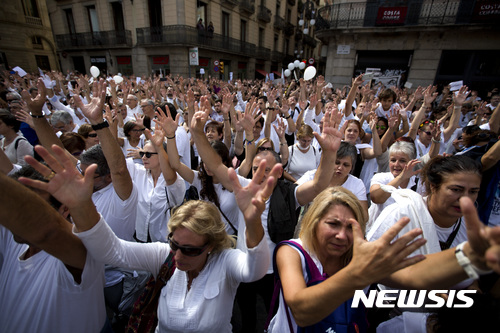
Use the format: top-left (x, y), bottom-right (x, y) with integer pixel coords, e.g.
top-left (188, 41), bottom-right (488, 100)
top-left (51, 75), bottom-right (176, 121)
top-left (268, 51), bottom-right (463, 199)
top-left (255, 69), bottom-right (268, 76)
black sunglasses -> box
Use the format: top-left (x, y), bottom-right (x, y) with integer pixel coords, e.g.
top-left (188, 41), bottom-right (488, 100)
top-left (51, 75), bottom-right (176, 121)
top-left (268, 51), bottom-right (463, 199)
top-left (168, 233), bottom-right (209, 257)
top-left (87, 133), bottom-right (98, 138)
top-left (139, 151), bottom-right (158, 158)
top-left (258, 146), bottom-right (273, 151)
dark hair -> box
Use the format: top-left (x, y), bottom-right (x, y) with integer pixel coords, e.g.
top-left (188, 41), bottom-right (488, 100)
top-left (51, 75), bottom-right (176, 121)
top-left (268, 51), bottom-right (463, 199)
top-left (78, 123), bottom-right (93, 138)
top-left (336, 142), bottom-right (357, 170)
top-left (0, 112), bottom-right (21, 132)
top-left (421, 155), bottom-right (482, 195)
top-left (376, 116), bottom-right (389, 135)
top-left (60, 132), bottom-right (86, 154)
top-left (254, 149), bottom-right (281, 164)
top-left (465, 131), bottom-right (497, 147)
top-left (205, 120), bottom-right (223, 137)
top-left (80, 144), bottom-right (110, 177)
top-left (123, 121), bottom-right (138, 138)
top-left (258, 95), bottom-right (268, 103)
top-left (157, 102), bottom-right (178, 121)
top-left (11, 165), bottom-right (62, 210)
top-left (199, 141), bottom-right (232, 207)
top-left (378, 88), bottom-right (397, 102)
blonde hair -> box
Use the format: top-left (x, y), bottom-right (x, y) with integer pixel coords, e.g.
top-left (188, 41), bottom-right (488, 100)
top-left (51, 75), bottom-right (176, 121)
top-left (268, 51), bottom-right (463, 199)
top-left (299, 187), bottom-right (365, 267)
top-left (168, 201), bottom-right (235, 252)
top-left (296, 124), bottom-right (314, 139)
top-left (256, 137), bottom-right (275, 150)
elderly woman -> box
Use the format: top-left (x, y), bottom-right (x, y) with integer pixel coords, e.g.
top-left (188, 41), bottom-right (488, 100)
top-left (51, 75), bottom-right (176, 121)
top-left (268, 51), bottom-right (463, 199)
top-left (368, 140), bottom-right (420, 225)
top-left (20, 143), bottom-right (280, 333)
top-left (267, 185), bottom-right (496, 333)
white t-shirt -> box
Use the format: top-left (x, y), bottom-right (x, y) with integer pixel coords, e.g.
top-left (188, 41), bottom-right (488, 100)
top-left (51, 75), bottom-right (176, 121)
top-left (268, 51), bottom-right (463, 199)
top-left (287, 144), bottom-right (321, 181)
top-left (191, 170), bottom-right (248, 235)
top-left (121, 136), bottom-right (145, 164)
top-left (1, 136), bottom-right (33, 165)
top-left (297, 171), bottom-right (367, 203)
top-left (128, 161), bottom-right (186, 242)
top-left (76, 216), bottom-right (269, 333)
top-left (175, 126), bottom-right (191, 169)
top-left (0, 225), bottom-right (106, 333)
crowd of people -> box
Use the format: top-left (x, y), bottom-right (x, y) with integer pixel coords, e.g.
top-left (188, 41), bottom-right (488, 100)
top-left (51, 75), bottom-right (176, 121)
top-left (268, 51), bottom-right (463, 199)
top-left (1, 68), bottom-right (500, 333)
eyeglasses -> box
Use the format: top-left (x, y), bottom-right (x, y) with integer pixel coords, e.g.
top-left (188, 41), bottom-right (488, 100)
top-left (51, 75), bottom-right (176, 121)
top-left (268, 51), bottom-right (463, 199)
top-left (139, 151), bottom-right (158, 158)
top-left (131, 128), bottom-right (146, 132)
top-left (258, 146), bottom-right (273, 151)
top-left (167, 233), bottom-right (209, 257)
top-left (376, 125), bottom-right (387, 130)
top-left (87, 133), bottom-right (98, 138)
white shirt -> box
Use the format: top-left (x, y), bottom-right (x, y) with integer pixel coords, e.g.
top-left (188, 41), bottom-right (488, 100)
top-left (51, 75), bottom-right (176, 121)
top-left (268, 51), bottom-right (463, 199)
top-left (128, 161), bottom-right (186, 242)
top-left (297, 171), bottom-right (367, 203)
top-left (287, 144), bottom-right (321, 180)
top-left (0, 225), bottom-right (106, 333)
top-left (76, 216), bottom-right (270, 333)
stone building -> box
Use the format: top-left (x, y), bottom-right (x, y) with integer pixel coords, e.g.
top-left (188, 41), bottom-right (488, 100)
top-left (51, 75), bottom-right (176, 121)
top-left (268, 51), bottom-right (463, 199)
top-left (0, 0), bottom-right (59, 73)
top-left (46, 0), bottom-right (322, 79)
top-left (315, 0), bottom-right (500, 94)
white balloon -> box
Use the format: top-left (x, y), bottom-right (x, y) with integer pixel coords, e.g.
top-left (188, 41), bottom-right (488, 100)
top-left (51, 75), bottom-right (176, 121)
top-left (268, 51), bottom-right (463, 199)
top-left (304, 66), bottom-right (317, 81)
top-left (294, 60), bottom-right (300, 68)
top-left (113, 75), bottom-right (123, 84)
top-left (288, 63), bottom-right (295, 71)
top-left (299, 62), bottom-right (306, 70)
top-left (90, 66), bottom-right (100, 78)
top-left (284, 69), bottom-right (291, 77)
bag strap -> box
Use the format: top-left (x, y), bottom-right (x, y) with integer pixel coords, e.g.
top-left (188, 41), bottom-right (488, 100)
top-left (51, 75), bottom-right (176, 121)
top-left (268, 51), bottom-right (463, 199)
top-left (439, 217), bottom-right (462, 250)
top-left (155, 251), bottom-right (176, 289)
top-left (213, 200), bottom-right (238, 234)
top-left (14, 136), bottom-right (27, 150)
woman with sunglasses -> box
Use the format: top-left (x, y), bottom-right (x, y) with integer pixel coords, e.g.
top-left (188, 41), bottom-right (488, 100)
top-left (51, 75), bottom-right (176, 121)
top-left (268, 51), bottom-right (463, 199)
top-left (20, 143), bottom-right (278, 333)
top-left (77, 123), bottom-right (100, 150)
top-left (117, 120), bottom-right (146, 163)
top-left (127, 127), bottom-right (185, 243)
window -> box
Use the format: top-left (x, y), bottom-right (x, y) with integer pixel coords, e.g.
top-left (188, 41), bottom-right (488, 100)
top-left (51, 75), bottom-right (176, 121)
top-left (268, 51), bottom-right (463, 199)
top-left (259, 28), bottom-right (264, 47)
top-left (86, 5), bottom-right (100, 33)
top-left (22, 0), bottom-right (39, 17)
top-left (222, 12), bottom-right (230, 38)
top-left (240, 20), bottom-right (247, 42)
top-left (32, 36), bottom-right (43, 49)
top-left (274, 34), bottom-right (278, 51)
top-left (64, 8), bottom-right (76, 35)
top-left (196, 2), bottom-right (207, 27)
top-left (35, 55), bottom-right (50, 71)
top-left (148, 0), bottom-right (162, 28)
top-left (111, 1), bottom-right (125, 31)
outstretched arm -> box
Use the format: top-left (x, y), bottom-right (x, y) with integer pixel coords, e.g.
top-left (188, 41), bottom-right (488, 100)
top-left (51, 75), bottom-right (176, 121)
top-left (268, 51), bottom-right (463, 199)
top-left (74, 79), bottom-right (133, 200)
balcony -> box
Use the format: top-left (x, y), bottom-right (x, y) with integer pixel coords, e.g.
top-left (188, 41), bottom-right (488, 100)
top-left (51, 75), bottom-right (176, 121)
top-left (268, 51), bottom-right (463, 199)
top-left (55, 30), bottom-right (132, 49)
top-left (303, 34), bottom-right (317, 47)
top-left (222, 0), bottom-right (239, 7)
top-left (258, 5), bottom-right (272, 23)
top-left (25, 16), bottom-right (42, 26)
top-left (271, 51), bottom-right (285, 62)
top-left (274, 15), bottom-right (285, 30)
top-left (239, 0), bottom-right (255, 15)
top-left (316, 0), bottom-right (500, 31)
top-left (284, 22), bottom-right (295, 35)
top-left (136, 25), bottom-right (256, 56)
top-left (287, 0), bottom-right (296, 6)
top-left (256, 46), bottom-right (271, 59)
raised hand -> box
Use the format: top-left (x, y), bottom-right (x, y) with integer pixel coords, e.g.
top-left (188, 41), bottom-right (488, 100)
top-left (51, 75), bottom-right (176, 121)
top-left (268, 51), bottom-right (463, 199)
top-left (74, 79), bottom-right (107, 124)
top-left (21, 78), bottom-right (47, 114)
top-left (190, 110), bottom-right (209, 135)
top-left (19, 145), bottom-right (96, 210)
top-left (349, 217), bottom-right (426, 286)
top-left (453, 85), bottom-right (470, 107)
top-left (315, 110), bottom-right (342, 153)
top-left (273, 117), bottom-right (287, 139)
top-left (154, 106), bottom-right (179, 138)
top-left (423, 85), bottom-right (438, 106)
top-left (144, 127), bottom-right (165, 149)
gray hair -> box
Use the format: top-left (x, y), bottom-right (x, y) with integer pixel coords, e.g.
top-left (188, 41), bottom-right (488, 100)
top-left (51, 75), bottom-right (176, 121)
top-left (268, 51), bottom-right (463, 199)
top-left (337, 142), bottom-right (357, 168)
top-left (142, 99), bottom-right (155, 107)
top-left (389, 141), bottom-right (417, 160)
top-left (50, 110), bottom-right (73, 125)
top-left (80, 144), bottom-right (110, 177)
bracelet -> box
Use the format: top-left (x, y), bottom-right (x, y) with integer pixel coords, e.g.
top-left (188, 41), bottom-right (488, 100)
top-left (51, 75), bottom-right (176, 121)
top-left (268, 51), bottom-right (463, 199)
top-left (245, 138), bottom-right (254, 145)
top-left (91, 120), bottom-right (109, 131)
top-left (166, 134), bottom-right (176, 140)
top-left (431, 138), bottom-right (441, 143)
top-left (455, 242), bottom-right (479, 280)
top-left (224, 118), bottom-right (230, 121)
top-left (280, 142), bottom-right (285, 146)
top-left (30, 114), bottom-right (45, 118)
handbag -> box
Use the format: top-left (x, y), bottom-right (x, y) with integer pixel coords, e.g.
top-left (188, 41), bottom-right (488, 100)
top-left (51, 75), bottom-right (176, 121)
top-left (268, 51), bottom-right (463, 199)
top-left (126, 252), bottom-right (176, 333)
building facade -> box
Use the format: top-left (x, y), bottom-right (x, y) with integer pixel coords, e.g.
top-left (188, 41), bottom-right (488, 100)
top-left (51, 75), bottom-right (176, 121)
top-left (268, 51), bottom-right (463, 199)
top-left (1, 0), bottom-right (59, 73)
top-left (46, 0), bottom-right (321, 79)
top-left (315, 0), bottom-right (500, 94)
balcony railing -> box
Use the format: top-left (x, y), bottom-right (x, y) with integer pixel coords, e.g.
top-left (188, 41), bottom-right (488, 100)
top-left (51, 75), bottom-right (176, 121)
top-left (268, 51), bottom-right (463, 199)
top-left (316, 0), bottom-right (499, 31)
top-left (55, 30), bottom-right (132, 49)
top-left (258, 5), bottom-right (272, 23)
top-left (136, 25), bottom-right (256, 56)
top-left (239, 0), bottom-right (255, 14)
top-left (284, 22), bottom-right (295, 35)
top-left (222, 0), bottom-right (239, 6)
top-left (274, 15), bottom-right (285, 30)
top-left (25, 16), bottom-right (42, 26)
top-left (271, 51), bottom-right (285, 62)
top-left (256, 46), bottom-right (271, 59)
top-left (303, 34), bottom-right (317, 47)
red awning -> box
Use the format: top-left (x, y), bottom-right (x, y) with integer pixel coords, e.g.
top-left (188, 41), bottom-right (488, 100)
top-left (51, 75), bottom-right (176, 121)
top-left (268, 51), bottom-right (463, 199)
top-left (255, 69), bottom-right (268, 76)
top-left (272, 71), bottom-right (281, 77)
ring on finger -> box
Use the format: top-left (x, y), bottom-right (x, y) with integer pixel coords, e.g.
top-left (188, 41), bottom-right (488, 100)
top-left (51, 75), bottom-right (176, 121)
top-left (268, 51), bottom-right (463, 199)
top-left (45, 171), bottom-right (56, 181)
